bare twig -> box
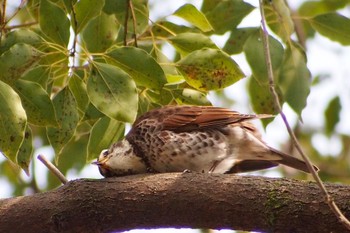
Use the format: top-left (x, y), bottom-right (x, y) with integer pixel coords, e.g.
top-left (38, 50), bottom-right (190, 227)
top-left (258, 0), bottom-right (350, 230)
top-left (128, 0), bottom-right (138, 47)
top-left (0, 0), bottom-right (8, 44)
top-left (37, 154), bottom-right (68, 184)
top-left (69, 0), bottom-right (77, 60)
top-left (4, 21), bottom-right (38, 30)
top-left (123, 0), bottom-right (129, 46)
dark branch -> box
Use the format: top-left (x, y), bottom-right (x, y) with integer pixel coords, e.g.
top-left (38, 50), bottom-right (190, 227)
top-left (0, 173), bottom-right (349, 233)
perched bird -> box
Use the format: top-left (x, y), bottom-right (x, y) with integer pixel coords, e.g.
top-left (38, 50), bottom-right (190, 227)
top-left (93, 105), bottom-right (318, 177)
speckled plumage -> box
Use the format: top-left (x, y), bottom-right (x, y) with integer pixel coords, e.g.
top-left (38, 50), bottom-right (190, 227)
top-left (93, 105), bottom-right (318, 177)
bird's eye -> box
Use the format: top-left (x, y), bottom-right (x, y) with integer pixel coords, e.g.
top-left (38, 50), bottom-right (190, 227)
top-left (102, 150), bottom-right (109, 157)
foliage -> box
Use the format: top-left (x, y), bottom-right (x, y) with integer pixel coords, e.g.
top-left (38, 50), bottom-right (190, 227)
top-left (0, 0), bottom-right (350, 195)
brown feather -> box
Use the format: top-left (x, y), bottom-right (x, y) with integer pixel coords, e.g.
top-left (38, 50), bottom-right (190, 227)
top-left (157, 105), bottom-right (274, 131)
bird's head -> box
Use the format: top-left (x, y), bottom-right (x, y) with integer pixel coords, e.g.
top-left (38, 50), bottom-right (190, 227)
top-left (92, 140), bottom-right (147, 177)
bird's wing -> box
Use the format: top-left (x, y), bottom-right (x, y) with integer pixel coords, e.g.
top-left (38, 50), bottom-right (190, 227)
top-left (160, 105), bottom-right (273, 132)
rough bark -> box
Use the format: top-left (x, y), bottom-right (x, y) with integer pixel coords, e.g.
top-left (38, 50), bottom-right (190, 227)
top-left (0, 173), bottom-right (349, 233)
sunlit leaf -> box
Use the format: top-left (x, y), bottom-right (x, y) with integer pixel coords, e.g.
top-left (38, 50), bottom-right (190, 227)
top-left (145, 89), bottom-right (173, 106)
top-left (151, 21), bottom-right (194, 38)
top-left (177, 48), bottom-right (245, 91)
top-left (39, 0), bottom-right (70, 47)
top-left (324, 96), bottom-right (341, 136)
top-left (0, 81), bottom-right (26, 163)
top-left (278, 43), bottom-right (311, 116)
top-left (299, 0), bottom-right (350, 17)
top-left (0, 44), bottom-right (41, 84)
top-left (87, 117), bottom-right (125, 161)
top-left (310, 13), bottom-right (350, 45)
top-left (264, 0), bottom-right (294, 42)
top-left (47, 87), bottom-right (79, 157)
top-left (173, 4), bottom-right (213, 32)
top-left (204, 0), bottom-right (254, 34)
top-left (82, 12), bottom-right (119, 53)
top-left (14, 79), bottom-right (57, 127)
top-left (87, 62), bottom-right (138, 122)
top-left (168, 32), bottom-right (218, 56)
top-left (174, 88), bottom-right (211, 106)
top-left (74, 0), bottom-right (105, 33)
top-left (106, 47), bottom-right (167, 90)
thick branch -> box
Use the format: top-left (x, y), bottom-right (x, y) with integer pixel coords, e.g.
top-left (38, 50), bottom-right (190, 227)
top-left (0, 173), bottom-right (349, 233)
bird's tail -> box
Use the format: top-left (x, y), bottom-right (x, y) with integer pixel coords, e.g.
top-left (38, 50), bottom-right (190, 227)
top-left (270, 147), bottom-right (319, 173)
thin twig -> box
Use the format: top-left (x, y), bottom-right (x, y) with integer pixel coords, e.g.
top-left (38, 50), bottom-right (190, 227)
top-left (0, 0), bottom-right (7, 44)
top-left (258, 0), bottom-right (350, 230)
top-left (4, 21), bottom-right (37, 30)
top-left (128, 0), bottom-right (138, 47)
top-left (37, 154), bottom-right (68, 184)
top-left (123, 0), bottom-right (129, 46)
top-left (69, 0), bottom-right (77, 60)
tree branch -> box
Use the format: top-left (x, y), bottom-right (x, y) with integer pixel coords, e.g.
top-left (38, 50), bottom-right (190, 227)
top-left (0, 173), bottom-right (349, 233)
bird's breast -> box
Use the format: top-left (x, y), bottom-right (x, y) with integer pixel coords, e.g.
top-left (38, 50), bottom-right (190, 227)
top-left (145, 129), bottom-right (235, 173)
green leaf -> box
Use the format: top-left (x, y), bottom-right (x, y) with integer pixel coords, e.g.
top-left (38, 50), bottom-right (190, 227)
top-left (244, 31), bottom-right (284, 83)
top-left (310, 13), bottom-right (350, 45)
top-left (168, 32), bottom-right (218, 56)
top-left (68, 72), bottom-right (89, 116)
top-left (204, 0), bottom-right (254, 34)
top-left (177, 48), bottom-right (245, 91)
top-left (248, 76), bottom-right (282, 126)
top-left (0, 29), bottom-right (42, 54)
top-left (83, 103), bottom-right (104, 121)
top-left (264, 0), bottom-right (294, 42)
top-left (173, 4), bottom-right (213, 32)
top-left (174, 88), bottom-right (211, 106)
top-left (21, 66), bottom-right (50, 89)
top-left (324, 96), bottom-right (341, 136)
top-left (14, 79), bottom-right (57, 127)
top-left (151, 21), bottom-right (194, 38)
top-left (39, 0), bottom-right (70, 47)
top-left (55, 129), bottom-right (89, 173)
top-left (82, 12), bottom-right (119, 53)
top-left (74, 0), bottom-right (105, 33)
top-left (87, 62), bottom-right (138, 122)
top-left (106, 47), bottom-right (167, 90)
top-left (105, 0), bottom-right (149, 35)
top-left (47, 87), bottom-right (79, 157)
top-left (223, 27), bottom-right (258, 55)
top-left (0, 81), bottom-right (27, 163)
top-left (278, 43), bottom-right (311, 116)
top-left (0, 44), bottom-right (41, 84)
top-left (87, 116), bottom-right (125, 161)
top-left (299, 0), bottom-right (350, 17)
top-left (145, 89), bottom-right (173, 106)
top-left (17, 125), bottom-right (33, 176)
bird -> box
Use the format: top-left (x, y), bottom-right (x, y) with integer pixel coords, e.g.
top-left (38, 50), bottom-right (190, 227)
top-left (92, 105), bottom-right (318, 177)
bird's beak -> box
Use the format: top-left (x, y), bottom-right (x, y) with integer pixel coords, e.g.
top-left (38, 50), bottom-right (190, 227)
top-left (91, 156), bottom-right (109, 166)
top-left (91, 161), bottom-right (101, 166)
